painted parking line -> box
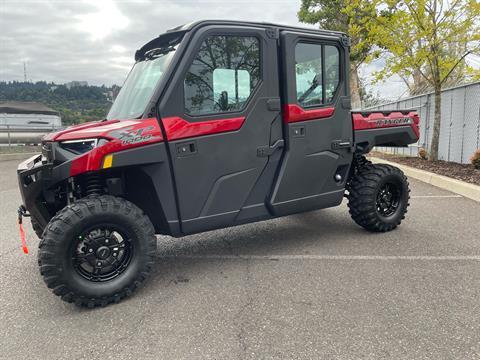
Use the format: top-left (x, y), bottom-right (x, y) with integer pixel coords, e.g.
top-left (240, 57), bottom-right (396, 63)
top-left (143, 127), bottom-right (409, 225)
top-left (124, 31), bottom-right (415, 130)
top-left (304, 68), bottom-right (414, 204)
top-left (161, 255), bottom-right (480, 261)
top-left (411, 195), bottom-right (463, 198)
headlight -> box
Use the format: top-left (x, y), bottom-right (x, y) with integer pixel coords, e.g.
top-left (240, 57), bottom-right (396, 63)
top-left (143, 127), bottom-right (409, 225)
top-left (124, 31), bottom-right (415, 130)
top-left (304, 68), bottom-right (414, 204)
top-left (60, 138), bottom-right (109, 155)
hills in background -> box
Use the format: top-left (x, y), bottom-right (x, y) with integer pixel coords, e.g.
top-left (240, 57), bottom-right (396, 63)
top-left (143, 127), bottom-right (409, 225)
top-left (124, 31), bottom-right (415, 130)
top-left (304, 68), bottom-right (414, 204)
top-left (0, 81), bottom-right (120, 125)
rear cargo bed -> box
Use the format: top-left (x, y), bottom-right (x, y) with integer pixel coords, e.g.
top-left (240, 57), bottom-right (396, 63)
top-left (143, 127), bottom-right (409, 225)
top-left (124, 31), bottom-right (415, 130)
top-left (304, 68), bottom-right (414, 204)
top-left (352, 110), bottom-right (420, 153)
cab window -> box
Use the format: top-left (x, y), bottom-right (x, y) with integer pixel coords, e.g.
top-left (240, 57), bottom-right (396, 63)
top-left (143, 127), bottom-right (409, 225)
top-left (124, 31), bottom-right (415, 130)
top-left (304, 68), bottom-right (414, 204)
top-left (295, 42), bottom-right (340, 107)
top-left (325, 45), bottom-right (340, 103)
top-left (184, 35), bottom-right (260, 116)
top-left (295, 43), bottom-right (323, 107)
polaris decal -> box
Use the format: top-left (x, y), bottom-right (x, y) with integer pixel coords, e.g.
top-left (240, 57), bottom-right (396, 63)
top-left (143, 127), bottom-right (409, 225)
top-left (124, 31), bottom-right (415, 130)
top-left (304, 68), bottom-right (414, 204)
top-left (375, 117), bottom-right (412, 127)
top-left (114, 126), bottom-right (155, 145)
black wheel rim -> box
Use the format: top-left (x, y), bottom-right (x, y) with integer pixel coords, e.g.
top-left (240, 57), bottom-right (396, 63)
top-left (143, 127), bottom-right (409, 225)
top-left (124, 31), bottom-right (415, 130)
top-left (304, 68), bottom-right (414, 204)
top-left (71, 226), bottom-right (133, 282)
top-left (376, 182), bottom-right (401, 217)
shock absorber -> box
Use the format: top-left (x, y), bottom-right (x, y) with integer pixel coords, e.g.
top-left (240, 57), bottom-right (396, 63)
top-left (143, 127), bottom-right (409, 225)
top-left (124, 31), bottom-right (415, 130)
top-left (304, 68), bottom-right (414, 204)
top-left (85, 174), bottom-right (103, 196)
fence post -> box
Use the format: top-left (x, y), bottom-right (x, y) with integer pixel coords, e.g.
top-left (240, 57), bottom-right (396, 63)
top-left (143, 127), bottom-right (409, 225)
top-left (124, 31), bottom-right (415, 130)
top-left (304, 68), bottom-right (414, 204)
top-left (477, 102), bottom-right (480, 150)
top-left (7, 125), bottom-right (11, 151)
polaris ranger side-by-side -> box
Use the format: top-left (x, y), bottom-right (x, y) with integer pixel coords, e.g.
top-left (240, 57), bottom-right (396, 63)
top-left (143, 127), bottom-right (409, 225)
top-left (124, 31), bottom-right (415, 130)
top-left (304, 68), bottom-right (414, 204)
top-left (17, 21), bottom-right (419, 307)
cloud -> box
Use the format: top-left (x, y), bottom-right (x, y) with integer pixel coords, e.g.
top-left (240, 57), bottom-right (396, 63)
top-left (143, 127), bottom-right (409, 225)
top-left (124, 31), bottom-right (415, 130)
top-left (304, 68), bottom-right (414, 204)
top-left (0, 0), bottom-right (309, 86)
top-left (0, 0), bottom-right (409, 98)
top-left (75, 0), bottom-right (130, 41)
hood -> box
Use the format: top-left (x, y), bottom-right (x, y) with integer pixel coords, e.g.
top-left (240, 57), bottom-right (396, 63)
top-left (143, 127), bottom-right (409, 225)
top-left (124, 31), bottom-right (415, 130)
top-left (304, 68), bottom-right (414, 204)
top-left (43, 119), bottom-right (142, 142)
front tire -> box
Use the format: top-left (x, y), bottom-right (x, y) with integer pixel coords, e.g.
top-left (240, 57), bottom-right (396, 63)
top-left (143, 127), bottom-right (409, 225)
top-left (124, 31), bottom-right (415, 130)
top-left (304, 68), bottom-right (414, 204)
top-left (347, 164), bottom-right (410, 232)
top-left (38, 195), bottom-right (156, 307)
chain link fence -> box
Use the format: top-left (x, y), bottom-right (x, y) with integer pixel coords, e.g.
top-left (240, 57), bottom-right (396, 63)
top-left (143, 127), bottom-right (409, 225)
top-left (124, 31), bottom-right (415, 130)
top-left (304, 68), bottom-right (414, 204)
top-left (366, 81), bottom-right (480, 164)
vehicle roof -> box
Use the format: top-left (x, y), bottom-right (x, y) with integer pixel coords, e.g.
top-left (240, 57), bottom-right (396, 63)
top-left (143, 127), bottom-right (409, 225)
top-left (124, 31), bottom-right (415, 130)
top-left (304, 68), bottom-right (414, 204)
top-left (136, 19), bottom-right (348, 61)
top-left (168, 19), bottom-right (347, 38)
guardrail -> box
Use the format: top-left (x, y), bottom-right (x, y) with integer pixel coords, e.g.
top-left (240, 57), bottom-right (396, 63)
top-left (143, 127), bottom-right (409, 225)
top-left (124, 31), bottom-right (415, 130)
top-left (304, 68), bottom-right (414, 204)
top-left (0, 124), bottom-right (62, 149)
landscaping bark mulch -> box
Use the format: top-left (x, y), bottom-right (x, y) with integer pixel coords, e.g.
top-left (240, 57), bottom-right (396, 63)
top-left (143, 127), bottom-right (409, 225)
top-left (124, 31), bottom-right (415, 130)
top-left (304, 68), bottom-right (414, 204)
top-left (370, 151), bottom-right (480, 186)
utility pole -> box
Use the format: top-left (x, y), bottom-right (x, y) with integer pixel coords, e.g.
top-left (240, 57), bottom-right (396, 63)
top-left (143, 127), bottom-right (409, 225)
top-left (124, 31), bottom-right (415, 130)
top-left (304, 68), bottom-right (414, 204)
top-left (23, 62), bottom-right (27, 82)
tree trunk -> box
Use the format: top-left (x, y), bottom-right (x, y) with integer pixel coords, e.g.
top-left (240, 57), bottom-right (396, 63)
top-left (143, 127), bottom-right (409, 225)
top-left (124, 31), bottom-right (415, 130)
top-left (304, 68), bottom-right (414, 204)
top-left (350, 64), bottom-right (361, 109)
top-left (411, 69), bottom-right (426, 95)
top-left (429, 85), bottom-right (442, 161)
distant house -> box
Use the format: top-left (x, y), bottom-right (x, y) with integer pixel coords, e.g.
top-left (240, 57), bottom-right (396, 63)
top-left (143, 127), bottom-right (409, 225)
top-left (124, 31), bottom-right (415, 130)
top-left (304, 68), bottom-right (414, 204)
top-left (65, 81), bottom-right (88, 90)
top-left (0, 101), bottom-right (62, 144)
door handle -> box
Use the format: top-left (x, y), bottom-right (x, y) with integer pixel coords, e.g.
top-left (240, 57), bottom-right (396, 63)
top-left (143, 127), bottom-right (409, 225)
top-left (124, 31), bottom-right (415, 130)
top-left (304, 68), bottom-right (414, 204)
top-left (257, 139), bottom-right (284, 157)
top-left (331, 140), bottom-right (351, 150)
top-left (266, 98), bottom-right (281, 111)
top-left (176, 141), bottom-right (197, 157)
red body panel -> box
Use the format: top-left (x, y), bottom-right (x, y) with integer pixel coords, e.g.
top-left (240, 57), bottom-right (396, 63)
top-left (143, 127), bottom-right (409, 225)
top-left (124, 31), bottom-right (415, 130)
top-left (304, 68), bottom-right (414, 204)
top-left (282, 104), bottom-right (335, 123)
top-left (48, 109), bottom-right (419, 177)
top-left (161, 116), bottom-right (245, 141)
top-left (352, 111), bottom-right (420, 138)
top-left (43, 120), bottom-right (120, 141)
top-left (67, 118), bottom-right (163, 176)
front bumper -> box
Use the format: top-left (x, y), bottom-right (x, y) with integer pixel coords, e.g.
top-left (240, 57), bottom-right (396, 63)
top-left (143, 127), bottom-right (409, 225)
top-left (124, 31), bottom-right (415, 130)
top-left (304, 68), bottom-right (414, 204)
top-left (17, 153), bottom-right (71, 229)
top-left (17, 154), bottom-right (52, 229)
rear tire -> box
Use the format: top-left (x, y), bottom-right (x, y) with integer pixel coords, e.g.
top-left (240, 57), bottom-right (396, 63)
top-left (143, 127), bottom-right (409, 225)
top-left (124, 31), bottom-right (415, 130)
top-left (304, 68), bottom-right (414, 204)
top-left (347, 164), bottom-right (410, 232)
top-left (38, 195), bottom-right (156, 307)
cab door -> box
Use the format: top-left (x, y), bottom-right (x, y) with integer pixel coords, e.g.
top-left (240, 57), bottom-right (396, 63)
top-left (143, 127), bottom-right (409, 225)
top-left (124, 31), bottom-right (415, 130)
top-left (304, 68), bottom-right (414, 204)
top-left (158, 25), bottom-right (283, 234)
top-left (269, 31), bottom-right (353, 215)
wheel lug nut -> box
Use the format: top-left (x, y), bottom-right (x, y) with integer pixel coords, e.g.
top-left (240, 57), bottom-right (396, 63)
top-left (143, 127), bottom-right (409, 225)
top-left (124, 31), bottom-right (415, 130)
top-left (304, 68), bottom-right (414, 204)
top-left (105, 239), bottom-right (109, 243)
top-left (89, 249), bottom-right (93, 253)
top-left (97, 262), bottom-right (102, 266)
top-left (113, 253), bottom-right (117, 257)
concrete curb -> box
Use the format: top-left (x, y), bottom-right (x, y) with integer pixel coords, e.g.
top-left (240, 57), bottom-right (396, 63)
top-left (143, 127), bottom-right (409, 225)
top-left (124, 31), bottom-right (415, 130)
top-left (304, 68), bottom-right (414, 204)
top-left (369, 157), bottom-right (480, 202)
top-left (0, 152), bottom-right (38, 162)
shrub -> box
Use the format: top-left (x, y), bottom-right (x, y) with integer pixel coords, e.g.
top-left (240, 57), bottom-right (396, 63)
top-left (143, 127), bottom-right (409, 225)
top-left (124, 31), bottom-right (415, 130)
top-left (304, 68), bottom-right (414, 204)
top-left (470, 149), bottom-right (480, 169)
top-left (418, 147), bottom-right (428, 160)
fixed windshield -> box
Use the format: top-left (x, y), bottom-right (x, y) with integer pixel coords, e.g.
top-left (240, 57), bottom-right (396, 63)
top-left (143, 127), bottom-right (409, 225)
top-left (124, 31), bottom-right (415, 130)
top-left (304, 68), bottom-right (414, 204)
top-left (107, 45), bottom-right (179, 120)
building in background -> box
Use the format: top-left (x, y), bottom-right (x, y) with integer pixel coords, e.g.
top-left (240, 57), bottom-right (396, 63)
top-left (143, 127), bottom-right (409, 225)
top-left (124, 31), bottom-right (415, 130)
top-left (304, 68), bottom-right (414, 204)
top-left (65, 81), bottom-right (88, 90)
top-left (0, 101), bottom-right (62, 145)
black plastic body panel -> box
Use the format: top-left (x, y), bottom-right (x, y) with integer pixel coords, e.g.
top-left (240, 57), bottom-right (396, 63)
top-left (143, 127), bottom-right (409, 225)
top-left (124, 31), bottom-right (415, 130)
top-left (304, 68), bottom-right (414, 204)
top-left (17, 154), bottom-right (70, 229)
top-left (354, 126), bottom-right (419, 154)
top-left (109, 143), bottom-right (181, 235)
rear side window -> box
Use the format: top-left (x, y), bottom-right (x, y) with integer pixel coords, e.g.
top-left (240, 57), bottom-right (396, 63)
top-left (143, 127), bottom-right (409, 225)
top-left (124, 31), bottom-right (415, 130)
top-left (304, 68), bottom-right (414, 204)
top-left (295, 43), bottom-right (323, 107)
top-left (295, 42), bottom-right (340, 107)
top-left (325, 45), bottom-right (340, 103)
top-left (184, 35), bottom-right (260, 116)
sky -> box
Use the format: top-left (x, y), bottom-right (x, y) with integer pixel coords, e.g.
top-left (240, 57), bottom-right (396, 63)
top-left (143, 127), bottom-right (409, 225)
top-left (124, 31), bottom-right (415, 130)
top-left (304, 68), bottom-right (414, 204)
top-left (0, 0), bottom-right (443, 100)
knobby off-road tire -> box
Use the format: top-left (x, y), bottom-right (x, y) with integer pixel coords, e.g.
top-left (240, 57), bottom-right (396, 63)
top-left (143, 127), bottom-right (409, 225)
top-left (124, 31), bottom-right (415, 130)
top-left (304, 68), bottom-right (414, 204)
top-left (38, 195), bottom-right (156, 307)
top-left (348, 164), bottom-right (410, 232)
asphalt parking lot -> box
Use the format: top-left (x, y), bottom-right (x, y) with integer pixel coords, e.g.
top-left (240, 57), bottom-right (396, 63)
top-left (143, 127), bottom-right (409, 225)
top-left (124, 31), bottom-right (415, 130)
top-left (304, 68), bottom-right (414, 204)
top-left (0, 159), bottom-right (479, 360)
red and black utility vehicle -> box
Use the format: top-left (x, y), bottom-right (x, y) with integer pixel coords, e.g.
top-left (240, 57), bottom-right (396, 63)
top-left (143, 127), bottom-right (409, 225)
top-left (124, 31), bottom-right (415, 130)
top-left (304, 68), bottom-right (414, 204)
top-left (17, 20), bottom-right (419, 307)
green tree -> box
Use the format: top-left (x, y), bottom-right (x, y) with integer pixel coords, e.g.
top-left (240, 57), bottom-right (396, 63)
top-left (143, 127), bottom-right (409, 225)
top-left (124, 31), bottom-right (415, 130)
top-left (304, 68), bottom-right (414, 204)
top-left (298, 0), bottom-right (380, 109)
top-left (0, 81), bottom-right (113, 125)
top-left (367, 0), bottom-right (480, 160)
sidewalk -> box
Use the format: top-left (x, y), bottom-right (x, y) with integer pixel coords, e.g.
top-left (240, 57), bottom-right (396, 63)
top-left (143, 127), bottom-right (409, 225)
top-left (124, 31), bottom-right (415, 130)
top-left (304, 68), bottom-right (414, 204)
top-left (370, 156), bottom-right (480, 202)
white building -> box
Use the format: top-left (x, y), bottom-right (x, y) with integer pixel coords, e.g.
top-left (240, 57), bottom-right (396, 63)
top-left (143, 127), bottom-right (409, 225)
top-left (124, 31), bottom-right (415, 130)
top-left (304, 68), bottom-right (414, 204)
top-left (65, 81), bottom-right (88, 90)
top-left (0, 101), bottom-right (62, 144)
